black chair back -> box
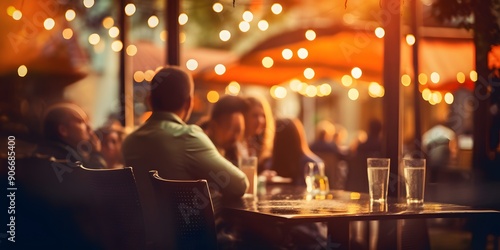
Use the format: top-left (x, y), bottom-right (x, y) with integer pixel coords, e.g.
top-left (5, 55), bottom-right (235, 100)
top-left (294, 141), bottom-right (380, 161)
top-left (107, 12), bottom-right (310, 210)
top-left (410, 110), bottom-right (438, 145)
top-left (149, 170), bottom-right (218, 250)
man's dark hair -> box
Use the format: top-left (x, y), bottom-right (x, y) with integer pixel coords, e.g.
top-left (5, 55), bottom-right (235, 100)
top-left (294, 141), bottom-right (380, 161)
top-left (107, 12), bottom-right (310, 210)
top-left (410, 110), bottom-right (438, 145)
top-left (149, 66), bottom-right (193, 112)
top-left (210, 95), bottom-right (250, 121)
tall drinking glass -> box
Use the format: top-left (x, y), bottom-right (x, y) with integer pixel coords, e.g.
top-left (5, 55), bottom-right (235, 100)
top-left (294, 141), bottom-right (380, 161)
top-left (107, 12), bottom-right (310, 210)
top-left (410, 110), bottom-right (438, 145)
top-left (403, 158), bottom-right (426, 205)
top-left (367, 158), bottom-right (390, 203)
top-left (239, 156), bottom-right (258, 196)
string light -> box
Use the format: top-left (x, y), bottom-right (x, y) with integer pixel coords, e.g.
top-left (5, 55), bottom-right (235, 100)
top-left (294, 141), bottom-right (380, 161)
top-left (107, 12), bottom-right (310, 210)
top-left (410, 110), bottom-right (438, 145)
top-left (406, 34), bottom-right (416, 46)
top-left (102, 16), bottom-right (113, 28)
top-left (44, 18), bottom-right (55, 30)
top-left (282, 49), bottom-right (293, 60)
top-left (271, 3), bottom-right (283, 14)
top-left (148, 15), bottom-right (159, 28)
top-left (430, 72), bottom-right (440, 83)
top-left (18, 65), bottom-right (27, 77)
top-left (305, 30), bottom-right (316, 41)
top-left (207, 91), bottom-right (220, 103)
top-left (457, 72), bottom-right (466, 83)
top-left (444, 92), bottom-right (454, 104)
top-left (348, 88), bottom-right (359, 100)
top-left (297, 48), bottom-right (308, 59)
top-left (12, 10), bottom-right (22, 20)
top-left (213, 3), bottom-right (223, 13)
top-left (126, 45), bottom-right (137, 56)
top-left (111, 40), bottom-right (123, 52)
top-left (83, 0), bottom-right (94, 8)
top-left (62, 28), bottom-right (73, 39)
top-left (401, 74), bottom-right (411, 86)
top-left (374, 27), bottom-right (385, 38)
top-left (304, 68), bottom-right (315, 79)
top-left (88, 33), bottom-right (100, 45)
top-left (186, 59), bottom-right (199, 71)
top-left (470, 70), bottom-right (478, 82)
top-left (258, 20), bottom-right (269, 31)
top-left (239, 21), bottom-right (250, 32)
top-left (422, 88), bottom-right (431, 101)
top-left (351, 67), bottom-right (362, 79)
top-left (179, 13), bottom-right (188, 25)
top-left (125, 4), bottom-right (136, 16)
top-left (289, 79), bottom-right (301, 91)
top-left (226, 81), bottom-right (241, 95)
top-left (318, 83), bottom-right (332, 96)
top-left (134, 71), bottom-right (145, 82)
top-left (305, 85), bottom-right (317, 97)
top-left (418, 73), bottom-right (428, 85)
top-left (214, 64), bottom-right (226, 75)
top-left (219, 30), bottom-right (231, 41)
top-left (341, 75), bottom-right (353, 87)
top-left (271, 86), bottom-right (287, 99)
top-left (242, 11), bottom-right (253, 22)
top-left (262, 57), bottom-right (274, 68)
top-left (109, 26), bottom-right (119, 38)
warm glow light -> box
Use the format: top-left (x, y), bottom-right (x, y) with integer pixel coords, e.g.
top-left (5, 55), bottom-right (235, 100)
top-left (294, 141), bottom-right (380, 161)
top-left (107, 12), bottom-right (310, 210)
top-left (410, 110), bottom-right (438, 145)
top-left (180, 32), bottom-right (186, 43)
top-left (298, 82), bottom-right (308, 95)
top-left (160, 30), bottom-right (167, 41)
top-left (144, 70), bottom-right (155, 82)
top-left (470, 70), bottom-right (478, 82)
top-left (282, 49), bottom-right (293, 60)
top-left (239, 21), bottom-right (250, 32)
top-left (418, 73), bottom-right (428, 85)
top-left (12, 10), bottom-right (22, 20)
top-left (270, 86), bottom-right (287, 99)
top-left (102, 16), bottom-right (113, 28)
top-left (18, 65), bottom-right (27, 77)
top-left (215, 64), bottom-right (226, 75)
top-left (62, 28), bottom-right (73, 39)
top-left (341, 75), bottom-right (353, 87)
top-left (44, 18), bottom-right (55, 30)
top-left (262, 57), bottom-right (274, 68)
top-left (109, 26), bottom-right (119, 38)
top-left (348, 88), bottom-right (359, 100)
top-left (319, 83), bottom-right (332, 96)
top-left (126, 45), bottom-right (137, 56)
top-left (374, 27), bottom-right (385, 38)
top-left (7, 6), bottom-right (16, 16)
top-left (305, 85), bottom-right (317, 97)
top-left (213, 3), bottom-right (223, 12)
top-left (430, 72), bottom-right (440, 83)
top-left (457, 72), bottom-right (466, 83)
top-left (125, 4), bottom-right (136, 16)
top-left (186, 59), bottom-right (198, 71)
top-left (444, 92), bottom-right (454, 104)
top-left (179, 13), bottom-right (188, 25)
top-left (297, 48), bottom-right (308, 59)
top-left (134, 71), bottom-right (145, 82)
top-left (207, 91), bottom-right (220, 103)
top-left (219, 30), bottom-right (231, 41)
top-left (304, 68), bottom-right (315, 79)
top-left (271, 3), bottom-right (283, 14)
top-left (83, 0), bottom-right (94, 8)
top-left (242, 11), bottom-right (253, 22)
top-left (369, 82), bottom-right (384, 98)
top-left (406, 34), bottom-right (416, 46)
top-left (305, 30), bottom-right (316, 41)
top-left (351, 67), bottom-right (362, 79)
top-left (226, 81), bottom-right (241, 95)
top-left (422, 88), bottom-right (431, 101)
top-left (148, 15), bottom-right (159, 28)
top-left (401, 74), bottom-right (411, 86)
top-left (289, 79), bottom-right (301, 91)
top-left (432, 92), bottom-right (442, 104)
top-left (111, 40), bottom-right (123, 52)
top-left (88, 33), bottom-right (100, 45)
top-left (258, 20), bottom-right (269, 31)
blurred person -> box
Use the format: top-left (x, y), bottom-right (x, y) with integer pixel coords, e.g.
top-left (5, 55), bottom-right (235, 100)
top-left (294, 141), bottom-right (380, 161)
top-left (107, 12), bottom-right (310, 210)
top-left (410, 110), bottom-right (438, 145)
top-left (95, 119), bottom-right (125, 169)
top-left (35, 102), bottom-right (106, 169)
top-left (240, 96), bottom-right (275, 173)
top-left (271, 118), bottom-right (323, 186)
top-left (309, 120), bottom-right (346, 189)
top-left (204, 95), bottom-right (249, 166)
top-left (121, 66), bottom-right (248, 248)
top-left (345, 118), bottom-right (383, 193)
top-left (422, 120), bottom-right (457, 182)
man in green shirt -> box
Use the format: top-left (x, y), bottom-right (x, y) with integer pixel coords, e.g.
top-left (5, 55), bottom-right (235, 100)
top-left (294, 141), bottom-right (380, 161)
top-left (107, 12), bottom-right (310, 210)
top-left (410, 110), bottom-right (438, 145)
top-left (122, 66), bottom-right (248, 247)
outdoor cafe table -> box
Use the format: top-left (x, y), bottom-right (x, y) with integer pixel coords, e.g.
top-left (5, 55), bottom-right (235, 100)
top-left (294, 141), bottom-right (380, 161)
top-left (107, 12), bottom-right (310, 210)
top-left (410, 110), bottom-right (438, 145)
top-left (222, 185), bottom-right (500, 249)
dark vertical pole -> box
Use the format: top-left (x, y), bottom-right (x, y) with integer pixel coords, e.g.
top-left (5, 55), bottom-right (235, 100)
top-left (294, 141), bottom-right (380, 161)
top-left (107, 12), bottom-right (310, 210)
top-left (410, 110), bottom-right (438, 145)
top-left (167, 0), bottom-right (180, 66)
top-left (118, 0), bottom-right (126, 126)
top-left (379, 0), bottom-right (402, 249)
top-left (411, 0), bottom-right (422, 156)
top-left (382, 0), bottom-right (402, 198)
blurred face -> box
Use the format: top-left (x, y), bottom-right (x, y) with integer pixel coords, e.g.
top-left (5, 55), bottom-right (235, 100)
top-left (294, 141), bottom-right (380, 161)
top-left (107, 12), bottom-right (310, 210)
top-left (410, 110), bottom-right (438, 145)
top-left (101, 131), bottom-right (122, 163)
top-left (212, 113), bottom-right (245, 151)
top-left (245, 105), bottom-right (266, 137)
top-left (60, 112), bottom-right (93, 149)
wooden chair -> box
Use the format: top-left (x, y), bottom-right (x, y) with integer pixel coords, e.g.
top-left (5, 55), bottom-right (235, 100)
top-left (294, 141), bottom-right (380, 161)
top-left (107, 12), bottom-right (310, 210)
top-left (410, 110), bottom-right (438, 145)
top-left (149, 170), bottom-right (218, 250)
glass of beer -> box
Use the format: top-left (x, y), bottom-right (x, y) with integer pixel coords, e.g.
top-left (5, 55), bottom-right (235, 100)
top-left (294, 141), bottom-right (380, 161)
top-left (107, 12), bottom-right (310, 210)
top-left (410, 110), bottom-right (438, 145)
top-left (367, 158), bottom-right (390, 203)
top-left (403, 158), bottom-right (426, 205)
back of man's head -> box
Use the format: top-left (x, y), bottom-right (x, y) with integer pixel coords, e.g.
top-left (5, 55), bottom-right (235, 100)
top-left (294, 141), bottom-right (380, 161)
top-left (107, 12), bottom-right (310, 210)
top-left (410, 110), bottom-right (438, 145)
top-left (149, 66), bottom-right (193, 112)
top-left (210, 95), bottom-right (249, 122)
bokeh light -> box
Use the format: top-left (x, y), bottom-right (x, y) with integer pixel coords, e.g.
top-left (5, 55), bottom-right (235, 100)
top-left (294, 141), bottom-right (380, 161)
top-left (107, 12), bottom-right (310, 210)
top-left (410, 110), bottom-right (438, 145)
top-left (186, 59), bottom-right (199, 71)
top-left (271, 3), bottom-right (283, 14)
top-left (111, 40), bottom-right (123, 52)
top-left (226, 81), bottom-right (241, 95)
top-left (444, 92), bottom-right (454, 104)
top-left (219, 30), bottom-right (231, 41)
top-left (207, 91), bottom-right (220, 103)
top-left (148, 15), bottom-right (159, 28)
top-left (109, 26), bottom-right (119, 38)
top-left (83, 0), bottom-right (94, 8)
top-left (243, 11), bottom-right (253, 22)
top-left (125, 4), bottom-right (136, 16)
top-left (88, 33), bottom-right (100, 45)
top-left (318, 83), bottom-right (332, 96)
top-left (430, 72), bottom-right (440, 83)
top-left (179, 13), bottom-right (188, 25)
top-left (457, 72), bottom-right (466, 83)
top-left (304, 68), bottom-right (315, 79)
top-left (418, 73), bottom-right (428, 85)
top-left (12, 10), bottom-right (22, 20)
top-left (134, 71), bottom-right (145, 82)
top-left (406, 34), bottom-right (416, 46)
top-left (305, 30), bottom-right (316, 41)
top-left (470, 70), bottom-right (478, 82)
top-left (422, 88), bottom-right (431, 101)
top-left (239, 21), bottom-right (250, 32)
top-left (258, 20), bottom-right (269, 31)
top-left (126, 44), bottom-right (137, 56)
top-left (213, 3), bottom-right (223, 12)
top-left (262, 57), bottom-right (274, 68)
top-left (401, 74), bottom-right (411, 86)
top-left (305, 85), bottom-right (317, 97)
top-left (341, 75), bottom-right (353, 87)
top-left (289, 79), bottom-right (301, 91)
top-left (215, 64), bottom-right (226, 75)
top-left (282, 49), bottom-right (293, 60)
top-left (44, 18), bottom-right (55, 30)
top-left (62, 28), bottom-right (73, 39)
top-left (351, 67), bottom-right (362, 79)
top-left (144, 70), bottom-right (155, 82)
top-left (297, 48), bottom-right (308, 59)
top-left (102, 16), bottom-right (113, 28)
top-left (18, 65), bottom-right (27, 77)
top-left (348, 88), bottom-right (359, 100)
top-left (375, 27), bottom-right (385, 38)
